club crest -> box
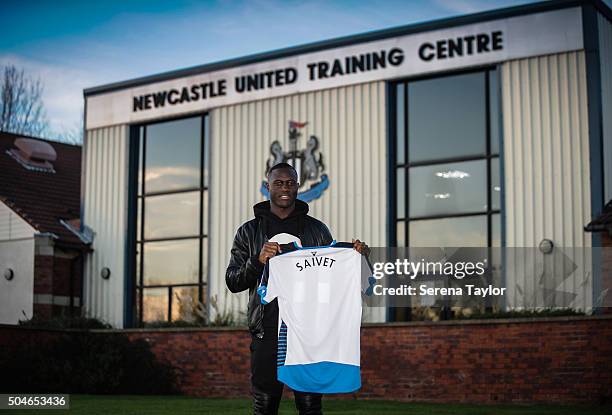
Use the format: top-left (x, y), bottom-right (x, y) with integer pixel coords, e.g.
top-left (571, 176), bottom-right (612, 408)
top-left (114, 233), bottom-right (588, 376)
top-left (260, 121), bottom-right (330, 202)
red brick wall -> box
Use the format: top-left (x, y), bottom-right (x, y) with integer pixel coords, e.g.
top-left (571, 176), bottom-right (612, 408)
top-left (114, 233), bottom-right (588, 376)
top-left (33, 255), bottom-right (54, 319)
top-left (52, 256), bottom-right (73, 297)
top-left (33, 255), bottom-right (54, 296)
top-left (1, 317), bottom-right (611, 405)
top-left (32, 252), bottom-right (82, 319)
top-left (358, 319), bottom-right (611, 404)
top-left (121, 316), bottom-right (612, 404)
top-left (122, 328), bottom-right (253, 397)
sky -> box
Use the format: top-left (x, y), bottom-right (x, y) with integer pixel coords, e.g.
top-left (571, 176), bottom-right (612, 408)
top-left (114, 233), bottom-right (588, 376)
top-left (1, 0), bottom-right (603, 142)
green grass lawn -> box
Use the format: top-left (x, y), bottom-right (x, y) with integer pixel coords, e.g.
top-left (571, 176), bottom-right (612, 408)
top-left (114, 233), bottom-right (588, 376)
top-left (3, 395), bottom-right (611, 414)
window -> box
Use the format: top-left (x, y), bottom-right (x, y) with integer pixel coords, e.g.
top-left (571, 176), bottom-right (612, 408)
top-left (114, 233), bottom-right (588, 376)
top-left (392, 68), bottom-right (502, 321)
top-left (132, 115), bottom-right (209, 326)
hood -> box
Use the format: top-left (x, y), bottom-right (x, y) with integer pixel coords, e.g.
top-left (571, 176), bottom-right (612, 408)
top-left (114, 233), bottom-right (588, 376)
top-left (253, 199), bottom-right (309, 221)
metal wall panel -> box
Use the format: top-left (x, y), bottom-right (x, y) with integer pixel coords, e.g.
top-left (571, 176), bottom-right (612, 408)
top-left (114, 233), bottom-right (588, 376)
top-left (501, 51), bottom-right (593, 311)
top-left (0, 238), bottom-right (34, 324)
top-left (0, 201), bottom-right (35, 324)
top-left (0, 201), bottom-right (35, 241)
top-left (82, 125), bottom-right (129, 328)
top-left (599, 13), bottom-right (612, 202)
top-left (209, 82), bottom-right (387, 323)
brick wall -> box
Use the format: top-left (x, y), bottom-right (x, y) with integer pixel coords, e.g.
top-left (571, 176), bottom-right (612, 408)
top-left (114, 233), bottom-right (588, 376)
top-left (1, 316), bottom-right (611, 405)
top-left (358, 319), bottom-right (611, 404)
top-left (52, 256), bottom-right (74, 297)
top-left (115, 316), bottom-right (612, 404)
top-left (32, 251), bottom-right (82, 319)
top-left (33, 255), bottom-right (54, 319)
top-left (120, 328), bottom-right (253, 397)
top-left (33, 255), bottom-right (54, 296)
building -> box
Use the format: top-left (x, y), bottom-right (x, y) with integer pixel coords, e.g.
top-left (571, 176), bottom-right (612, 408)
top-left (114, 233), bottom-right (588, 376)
top-left (82, 0), bottom-right (611, 328)
top-left (0, 132), bottom-right (89, 324)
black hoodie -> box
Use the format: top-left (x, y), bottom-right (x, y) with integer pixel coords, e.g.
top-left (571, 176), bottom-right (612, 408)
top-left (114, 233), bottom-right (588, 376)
top-left (225, 198), bottom-right (333, 338)
top-left (253, 199), bottom-right (310, 327)
top-left (253, 199), bottom-right (309, 242)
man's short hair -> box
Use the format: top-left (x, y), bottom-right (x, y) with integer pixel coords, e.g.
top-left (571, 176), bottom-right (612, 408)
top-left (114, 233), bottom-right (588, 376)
top-left (268, 162), bottom-right (298, 178)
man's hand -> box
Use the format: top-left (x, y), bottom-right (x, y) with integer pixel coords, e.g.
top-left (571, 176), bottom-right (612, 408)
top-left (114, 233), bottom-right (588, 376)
top-left (352, 239), bottom-right (370, 256)
top-left (258, 242), bottom-right (282, 264)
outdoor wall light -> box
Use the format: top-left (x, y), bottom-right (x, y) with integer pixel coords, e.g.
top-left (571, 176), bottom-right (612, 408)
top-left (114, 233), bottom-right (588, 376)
top-left (539, 239), bottom-right (554, 254)
top-left (4, 268), bottom-right (14, 281)
top-left (100, 267), bottom-right (111, 279)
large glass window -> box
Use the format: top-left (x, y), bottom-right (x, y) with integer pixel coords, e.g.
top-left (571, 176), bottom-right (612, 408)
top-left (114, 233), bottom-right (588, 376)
top-left (133, 115), bottom-right (209, 326)
top-left (407, 72), bottom-right (486, 162)
top-left (409, 160), bottom-right (487, 217)
top-left (392, 68), bottom-right (502, 321)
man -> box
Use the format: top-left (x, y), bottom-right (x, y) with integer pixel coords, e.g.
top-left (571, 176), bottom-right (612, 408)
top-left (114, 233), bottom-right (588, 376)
top-left (226, 162), bottom-right (369, 415)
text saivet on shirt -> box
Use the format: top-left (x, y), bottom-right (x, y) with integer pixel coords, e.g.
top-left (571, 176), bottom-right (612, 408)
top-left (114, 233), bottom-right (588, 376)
top-left (257, 241), bottom-right (364, 394)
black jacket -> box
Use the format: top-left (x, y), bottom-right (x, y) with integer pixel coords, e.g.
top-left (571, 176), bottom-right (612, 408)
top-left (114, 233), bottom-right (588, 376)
top-left (225, 200), bottom-right (333, 338)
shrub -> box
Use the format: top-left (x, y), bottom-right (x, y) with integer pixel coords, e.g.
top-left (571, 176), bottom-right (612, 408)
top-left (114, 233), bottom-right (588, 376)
top-left (0, 331), bottom-right (177, 394)
top-left (18, 314), bottom-right (112, 330)
top-left (453, 307), bottom-right (585, 320)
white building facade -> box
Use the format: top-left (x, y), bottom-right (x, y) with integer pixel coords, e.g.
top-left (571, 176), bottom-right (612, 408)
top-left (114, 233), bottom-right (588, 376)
top-left (82, 0), bottom-right (611, 328)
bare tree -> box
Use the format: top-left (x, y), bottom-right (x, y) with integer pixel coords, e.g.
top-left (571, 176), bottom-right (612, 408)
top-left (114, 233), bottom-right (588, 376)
top-left (58, 108), bottom-right (84, 145)
top-left (0, 64), bottom-right (50, 137)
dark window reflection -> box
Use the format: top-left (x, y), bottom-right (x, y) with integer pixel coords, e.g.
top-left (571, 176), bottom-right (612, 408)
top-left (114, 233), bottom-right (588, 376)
top-left (145, 117), bottom-right (201, 193)
top-left (202, 191), bottom-right (208, 234)
top-left (143, 288), bottom-right (168, 322)
top-left (396, 168), bottom-right (406, 219)
top-left (135, 245), bottom-right (141, 283)
top-left (134, 115), bottom-right (208, 325)
top-left (489, 70), bottom-right (500, 155)
top-left (171, 286), bottom-right (202, 322)
top-left (137, 197), bottom-right (142, 241)
top-left (138, 127), bottom-right (144, 195)
top-left (396, 84), bottom-right (405, 165)
top-left (144, 191), bottom-right (200, 240)
top-left (396, 221), bottom-right (405, 247)
top-left (491, 157), bottom-right (501, 211)
top-left (409, 160), bottom-right (487, 217)
top-left (142, 239), bottom-right (199, 286)
top-left (491, 213), bottom-right (502, 288)
top-left (392, 68), bottom-right (502, 322)
top-left (409, 216), bottom-right (487, 247)
top-left (491, 213), bottom-right (501, 248)
top-left (203, 117), bottom-right (210, 187)
top-left (408, 72), bottom-right (486, 162)
top-left (135, 288), bottom-right (141, 322)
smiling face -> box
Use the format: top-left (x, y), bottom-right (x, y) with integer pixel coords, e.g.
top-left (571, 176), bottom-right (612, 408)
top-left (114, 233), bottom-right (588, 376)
top-left (267, 166), bottom-right (299, 209)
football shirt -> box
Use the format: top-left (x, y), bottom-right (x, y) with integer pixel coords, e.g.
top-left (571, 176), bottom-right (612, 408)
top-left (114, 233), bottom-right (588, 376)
top-left (257, 241), bottom-right (366, 394)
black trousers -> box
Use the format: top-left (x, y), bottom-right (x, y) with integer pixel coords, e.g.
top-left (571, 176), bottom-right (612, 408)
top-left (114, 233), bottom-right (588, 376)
top-left (250, 333), bottom-right (322, 415)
